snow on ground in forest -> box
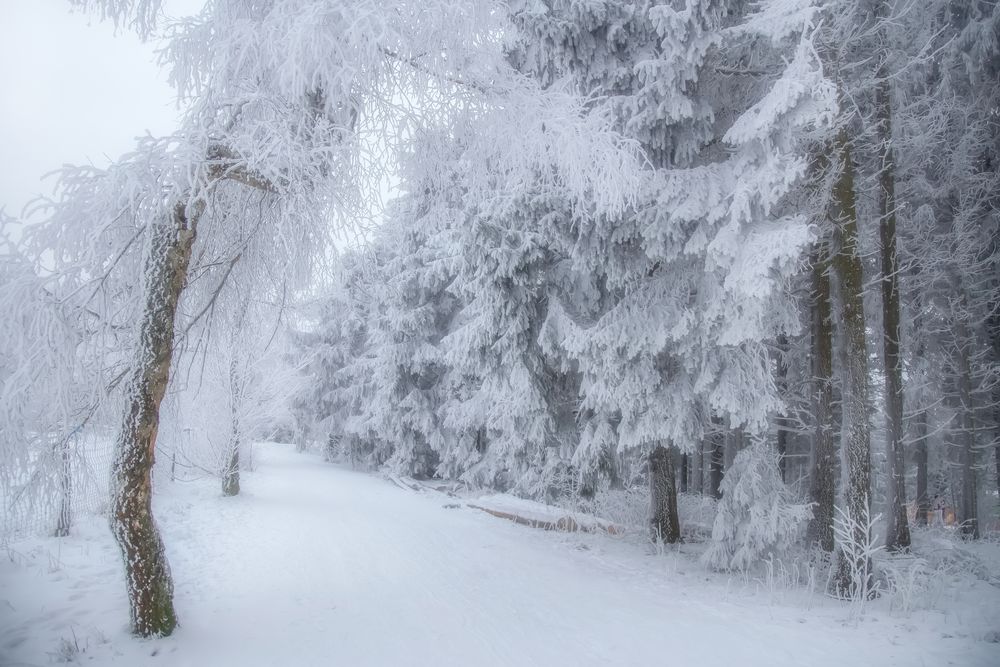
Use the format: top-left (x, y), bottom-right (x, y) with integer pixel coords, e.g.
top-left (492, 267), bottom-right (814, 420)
top-left (2, 442), bottom-right (999, 666)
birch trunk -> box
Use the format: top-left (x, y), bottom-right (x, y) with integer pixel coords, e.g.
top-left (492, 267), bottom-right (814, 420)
top-left (222, 358), bottom-right (241, 497)
top-left (111, 200), bottom-right (199, 637)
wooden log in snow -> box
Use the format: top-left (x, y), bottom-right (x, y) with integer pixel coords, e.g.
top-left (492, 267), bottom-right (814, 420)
top-left (468, 504), bottom-right (623, 536)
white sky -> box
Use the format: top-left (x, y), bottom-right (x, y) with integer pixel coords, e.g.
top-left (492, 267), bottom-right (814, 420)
top-left (0, 1), bottom-right (201, 219)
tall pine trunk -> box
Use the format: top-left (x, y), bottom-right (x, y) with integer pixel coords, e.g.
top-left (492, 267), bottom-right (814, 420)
top-left (995, 396), bottom-right (1000, 505)
top-left (680, 453), bottom-right (689, 493)
top-left (649, 445), bottom-right (680, 543)
top-left (953, 312), bottom-right (979, 539)
top-left (914, 402), bottom-right (929, 526)
top-left (828, 128), bottom-right (874, 592)
top-left (912, 310), bottom-right (930, 527)
top-left (874, 0), bottom-right (910, 553)
top-left (111, 200), bottom-right (199, 637)
top-left (693, 439), bottom-right (704, 495)
top-left (808, 248), bottom-right (836, 551)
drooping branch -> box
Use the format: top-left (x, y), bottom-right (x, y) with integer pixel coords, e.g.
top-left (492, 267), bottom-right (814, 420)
top-left (379, 47), bottom-right (492, 95)
top-left (204, 145), bottom-right (280, 194)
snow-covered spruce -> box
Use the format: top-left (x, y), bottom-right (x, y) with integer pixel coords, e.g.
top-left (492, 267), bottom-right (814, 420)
top-left (704, 440), bottom-right (811, 572)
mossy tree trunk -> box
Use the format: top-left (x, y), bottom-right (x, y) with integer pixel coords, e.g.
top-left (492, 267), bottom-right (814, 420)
top-left (111, 200), bottom-right (200, 637)
top-left (827, 128), bottom-right (874, 594)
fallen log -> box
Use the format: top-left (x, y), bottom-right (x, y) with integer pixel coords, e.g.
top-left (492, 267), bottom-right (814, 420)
top-left (468, 504), bottom-right (623, 536)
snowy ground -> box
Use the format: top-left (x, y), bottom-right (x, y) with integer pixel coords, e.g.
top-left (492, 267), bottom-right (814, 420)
top-left (2, 442), bottom-right (998, 666)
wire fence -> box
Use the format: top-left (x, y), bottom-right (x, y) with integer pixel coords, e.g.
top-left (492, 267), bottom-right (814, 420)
top-left (0, 432), bottom-right (116, 544)
top-left (1, 426), bottom-right (244, 545)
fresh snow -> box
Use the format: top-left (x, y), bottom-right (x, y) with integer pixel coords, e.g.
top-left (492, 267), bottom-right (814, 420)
top-left (2, 442), bottom-right (998, 666)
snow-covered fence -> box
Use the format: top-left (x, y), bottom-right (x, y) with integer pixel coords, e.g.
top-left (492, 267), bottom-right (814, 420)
top-left (0, 432), bottom-right (115, 543)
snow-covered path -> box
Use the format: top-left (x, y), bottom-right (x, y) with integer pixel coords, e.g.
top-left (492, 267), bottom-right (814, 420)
top-left (2, 442), bottom-right (997, 666)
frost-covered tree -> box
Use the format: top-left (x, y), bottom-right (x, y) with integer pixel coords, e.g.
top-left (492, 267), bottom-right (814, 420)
top-left (512, 0), bottom-right (835, 543)
top-left (7, 0), bottom-right (646, 637)
top-left (435, 186), bottom-right (584, 495)
top-left (0, 216), bottom-right (127, 539)
top-left (289, 265), bottom-right (371, 459)
top-left (788, 0), bottom-right (999, 566)
top-left (890, 0), bottom-right (1000, 540)
top-left (704, 439), bottom-right (812, 571)
top-left (337, 196), bottom-right (462, 476)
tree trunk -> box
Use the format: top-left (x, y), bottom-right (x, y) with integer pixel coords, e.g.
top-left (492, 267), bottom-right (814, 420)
top-left (914, 403), bottom-right (929, 526)
top-left (953, 313), bottom-right (979, 539)
top-left (680, 453), bottom-right (689, 493)
top-left (724, 426), bottom-right (742, 470)
top-left (874, 6), bottom-right (910, 553)
top-left (649, 445), bottom-right (680, 543)
top-left (995, 399), bottom-right (1000, 505)
top-left (808, 248), bottom-right (836, 551)
top-left (775, 335), bottom-right (790, 483)
top-left (709, 429), bottom-right (725, 500)
top-left (54, 436), bottom-right (72, 537)
top-left (222, 358), bottom-right (241, 497)
top-left (827, 127), bottom-right (874, 593)
top-left (222, 434), bottom-right (241, 496)
top-left (111, 201), bottom-right (199, 637)
top-left (693, 440), bottom-right (704, 495)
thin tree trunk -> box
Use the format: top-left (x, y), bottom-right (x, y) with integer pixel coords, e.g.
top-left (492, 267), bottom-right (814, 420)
top-left (995, 399), bottom-right (1000, 504)
top-left (827, 127), bottom-right (874, 593)
top-left (724, 426), bottom-right (742, 470)
top-left (776, 335), bottom-right (790, 483)
top-left (693, 440), bottom-right (704, 494)
top-left (874, 4), bottom-right (910, 552)
top-left (709, 429), bottom-right (725, 500)
top-left (222, 434), bottom-right (241, 495)
top-left (914, 402), bottom-right (929, 526)
top-left (222, 358), bottom-right (241, 497)
top-left (808, 248), bottom-right (836, 551)
top-left (111, 201), bottom-right (199, 637)
top-left (55, 436), bottom-right (72, 537)
top-left (680, 453), bottom-right (689, 493)
top-left (649, 445), bottom-right (680, 543)
top-left (953, 314), bottom-right (979, 539)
